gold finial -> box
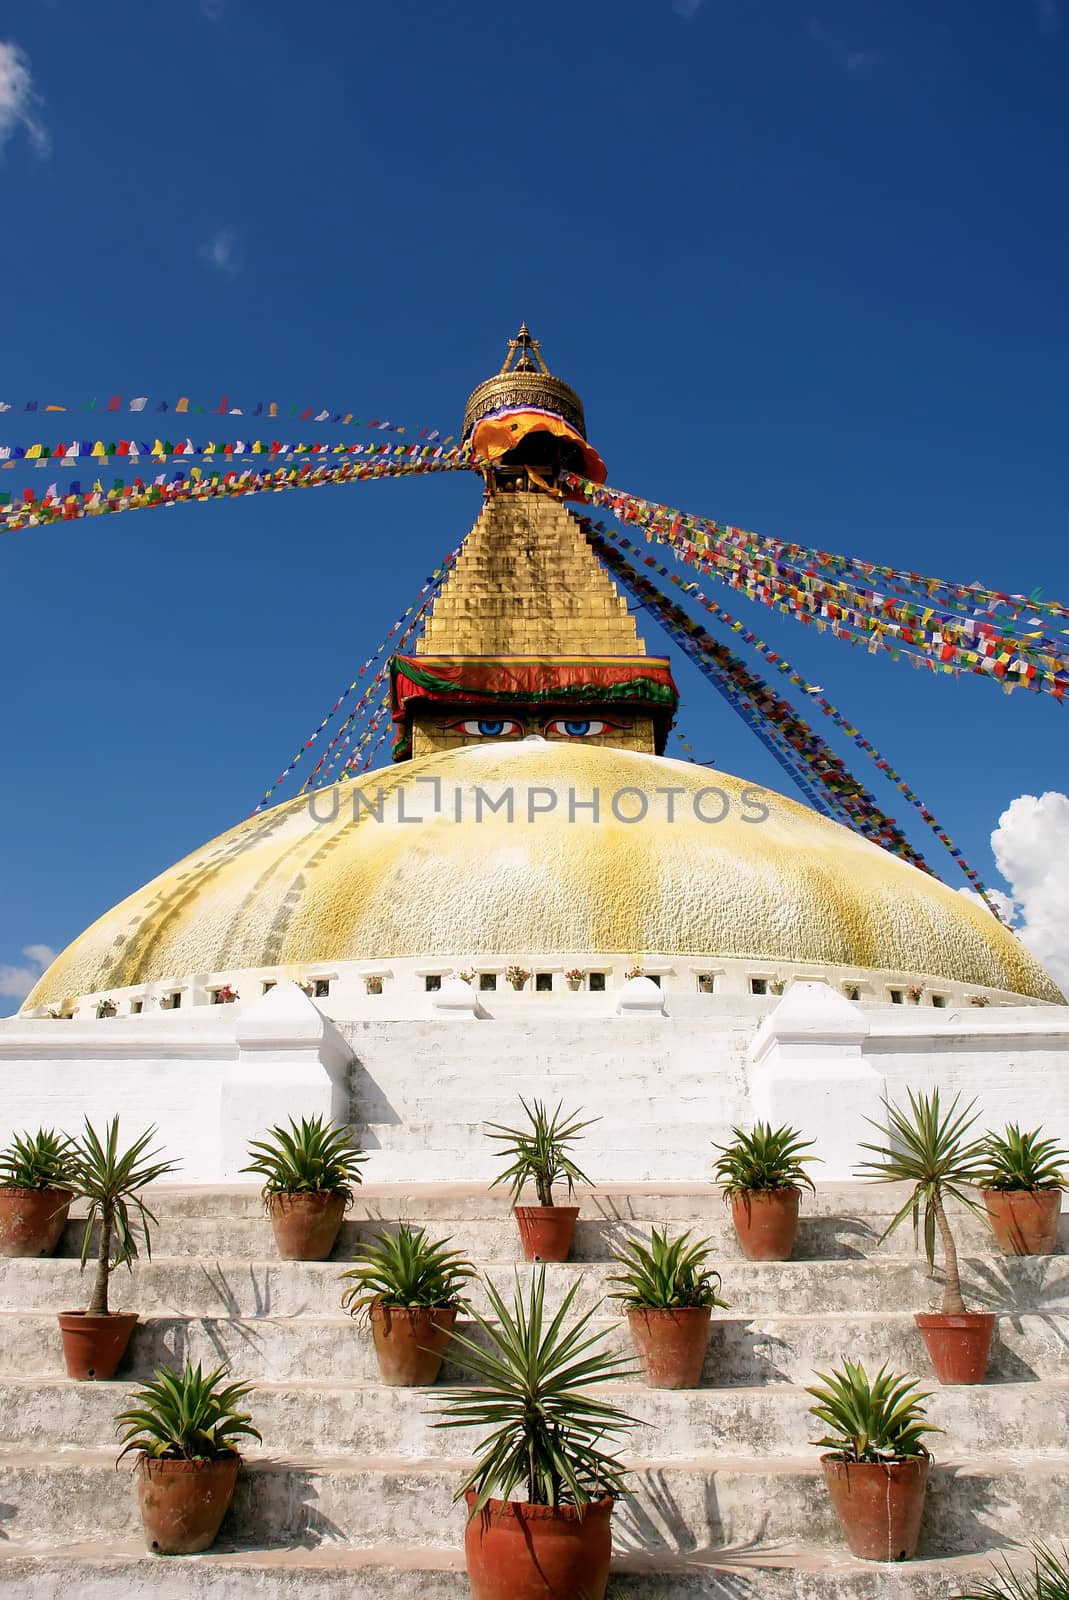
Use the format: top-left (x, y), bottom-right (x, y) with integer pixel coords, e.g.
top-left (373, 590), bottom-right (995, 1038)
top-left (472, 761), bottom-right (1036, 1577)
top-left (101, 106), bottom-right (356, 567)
top-left (462, 326), bottom-right (587, 443)
top-left (500, 322), bottom-right (549, 377)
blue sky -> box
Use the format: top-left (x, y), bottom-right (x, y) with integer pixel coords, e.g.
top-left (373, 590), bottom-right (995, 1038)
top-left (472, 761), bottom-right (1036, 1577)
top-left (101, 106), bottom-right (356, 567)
top-left (1, 0), bottom-right (1068, 1001)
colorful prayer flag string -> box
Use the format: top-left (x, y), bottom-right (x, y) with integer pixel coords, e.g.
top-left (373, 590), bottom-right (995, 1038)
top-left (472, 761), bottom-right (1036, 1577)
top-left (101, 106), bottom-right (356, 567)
top-left (0, 450), bottom-right (478, 536)
top-left (588, 526), bottom-right (941, 876)
top-left (0, 392), bottom-right (449, 441)
top-left (0, 437), bottom-right (469, 471)
top-left (594, 523), bottom-right (1006, 913)
top-left (564, 475), bottom-right (1069, 700)
top-left (251, 550), bottom-right (459, 814)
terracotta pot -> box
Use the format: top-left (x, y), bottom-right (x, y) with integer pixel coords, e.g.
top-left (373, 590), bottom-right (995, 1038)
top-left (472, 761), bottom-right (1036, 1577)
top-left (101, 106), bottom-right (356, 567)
top-left (370, 1303), bottom-right (457, 1385)
top-left (136, 1453), bottom-right (240, 1554)
top-left (57, 1310), bottom-right (138, 1380)
top-left (915, 1311), bottom-right (995, 1384)
top-left (821, 1454), bottom-right (929, 1561)
top-left (267, 1191), bottom-right (347, 1260)
top-left (627, 1306), bottom-right (711, 1389)
top-left (730, 1188), bottom-right (800, 1261)
top-left (0, 1187), bottom-right (71, 1257)
top-left (514, 1205), bottom-right (579, 1262)
top-left (464, 1490), bottom-right (613, 1600)
top-left (983, 1188), bottom-right (1061, 1256)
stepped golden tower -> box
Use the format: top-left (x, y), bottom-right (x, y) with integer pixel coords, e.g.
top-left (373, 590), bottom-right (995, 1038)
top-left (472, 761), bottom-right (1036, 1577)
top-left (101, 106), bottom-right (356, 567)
top-left (390, 327), bottom-right (679, 761)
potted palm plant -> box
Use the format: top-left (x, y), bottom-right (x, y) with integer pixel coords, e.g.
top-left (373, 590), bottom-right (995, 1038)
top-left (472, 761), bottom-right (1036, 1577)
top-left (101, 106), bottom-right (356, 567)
top-left (807, 1358), bottom-right (938, 1562)
top-left (485, 1098), bottom-right (598, 1262)
top-left (978, 1123), bottom-right (1068, 1256)
top-left (242, 1114), bottom-right (367, 1260)
top-left (59, 1117), bottom-right (180, 1380)
top-left (340, 1224), bottom-right (476, 1385)
top-left (116, 1360), bottom-right (261, 1554)
top-left (609, 1226), bottom-right (728, 1388)
top-left (954, 1541), bottom-right (1069, 1598)
top-left (711, 1122), bottom-right (818, 1260)
top-left (434, 1267), bottom-right (636, 1600)
top-left (858, 1088), bottom-right (993, 1383)
top-left (0, 1128), bottom-right (74, 1257)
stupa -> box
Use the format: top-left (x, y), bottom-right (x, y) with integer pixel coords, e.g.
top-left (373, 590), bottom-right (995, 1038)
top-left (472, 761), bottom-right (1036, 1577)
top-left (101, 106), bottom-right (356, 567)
top-left (1, 330), bottom-right (1066, 1184)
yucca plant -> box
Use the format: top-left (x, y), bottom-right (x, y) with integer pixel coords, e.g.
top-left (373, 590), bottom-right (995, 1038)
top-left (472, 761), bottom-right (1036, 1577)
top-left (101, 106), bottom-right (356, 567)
top-left (857, 1088), bottom-right (987, 1315)
top-left (242, 1115), bottom-right (367, 1205)
top-left (956, 1542), bottom-right (1069, 1599)
top-left (806, 1359), bottom-right (939, 1463)
top-left (711, 1122), bottom-right (818, 1195)
top-left (340, 1224), bottom-right (476, 1315)
top-left (0, 1128), bottom-right (73, 1190)
top-left (485, 1098), bottom-right (598, 1206)
top-left (67, 1117), bottom-right (180, 1316)
top-left (116, 1360), bottom-right (262, 1461)
top-left (434, 1267), bottom-right (637, 1511)
top-left (979, 1125), bottom-right (1069, 1192)
top-left (609, 1227), bottom-right (729, 1310)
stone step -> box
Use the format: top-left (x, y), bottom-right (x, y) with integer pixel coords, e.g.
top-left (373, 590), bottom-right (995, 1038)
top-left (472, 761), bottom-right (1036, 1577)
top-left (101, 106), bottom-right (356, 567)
top-left (96, 1182), bottom-right (1019, 1224)
top-left (0, 1449), bottom-right (1062, 1553)
top-left (0, 1308), bottom-right (1061, 1386)
top-left (0, 1539), bottom-right (1030, 1600)
top-left (4, 1375), bottom-right (1068, 1459)
top-left (56, 1209), bottom-right (1039, 1263)
top-left (2, 1254), bottom-right (1063, 1318)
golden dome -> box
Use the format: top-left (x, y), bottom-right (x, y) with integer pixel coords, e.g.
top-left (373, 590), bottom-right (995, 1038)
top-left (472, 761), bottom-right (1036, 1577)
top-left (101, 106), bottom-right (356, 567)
top-left (23, 742), bottom-right (1060, 1007)
top-left (461, 323), bottom-right (587, 443)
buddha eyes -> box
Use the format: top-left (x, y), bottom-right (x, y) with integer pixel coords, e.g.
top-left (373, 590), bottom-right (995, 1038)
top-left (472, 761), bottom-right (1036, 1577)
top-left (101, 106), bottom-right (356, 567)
top-left (544, 719), bottom-right (617, 738)
top-left (446, 718), bottom-right (525, 738)
top-left (443, 717), bottom-right (623, 739)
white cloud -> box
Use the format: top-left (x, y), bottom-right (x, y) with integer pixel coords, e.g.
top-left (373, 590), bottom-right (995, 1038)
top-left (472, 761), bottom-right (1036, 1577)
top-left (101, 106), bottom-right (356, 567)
top-left (672, 0), bottom-right (704, 18)
top-left (0, 40), bottom-right (49, 157)
top-left (981, 791), bottom-right (1069, 993)
top-left (808, 19), bottom-right (879, 74)
top-left (200, 0), bottom-right (227, 18)
top-left (1036, 0), bottom-right (1062, 34)
top-left (199, 227), bottom-right (241, 278)
top-left (0, 943), bottom-right (56, 1001)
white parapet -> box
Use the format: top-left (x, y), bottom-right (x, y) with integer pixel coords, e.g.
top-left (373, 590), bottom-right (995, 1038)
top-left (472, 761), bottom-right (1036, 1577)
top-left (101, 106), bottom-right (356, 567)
top-left (748, 982), bottom-right (884, 1180)
top-left (223, 983), bottom-right (352, 1179)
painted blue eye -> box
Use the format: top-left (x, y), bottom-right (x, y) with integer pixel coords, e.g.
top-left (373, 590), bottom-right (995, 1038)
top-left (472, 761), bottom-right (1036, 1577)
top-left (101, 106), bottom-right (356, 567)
top-left (445, 718), bottom-right (525, 738)
top-left (544, 718), bottom-right (617, 738)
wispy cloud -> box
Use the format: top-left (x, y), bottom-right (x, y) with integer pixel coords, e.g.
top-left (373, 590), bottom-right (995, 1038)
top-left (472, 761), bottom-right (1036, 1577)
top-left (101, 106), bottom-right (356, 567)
top-left (0, 40), bottom-right (49, 157)
top-left (808, 19), bottom-right (879, 75)
top-left (0, 943), bottom-right (56, 1001)
top-left (672, 0), bottom-right (704, 18)
top-left (199, 226), bottom-right (242, 278)
top-left (1036, 0), bottom-right (1062, 34)
top-left (200, 0), bottom-right (227, 20)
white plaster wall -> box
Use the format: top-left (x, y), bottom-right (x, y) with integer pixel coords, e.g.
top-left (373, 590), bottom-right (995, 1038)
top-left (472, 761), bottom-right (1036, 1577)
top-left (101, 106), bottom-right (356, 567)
top-left (342, 1014), bottom-right (756, 1183)
top-left (2, 987), bottom-right (1069, 1186)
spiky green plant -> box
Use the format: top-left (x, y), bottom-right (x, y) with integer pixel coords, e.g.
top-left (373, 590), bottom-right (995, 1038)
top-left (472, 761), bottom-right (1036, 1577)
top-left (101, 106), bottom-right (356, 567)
top-left (485, 1098), bottom-right (598, 1207)
top-left (115, 1361), bottom-right (262, 1461)
top-left (66, 1118), bottom-right (180, 1317)
top-left (434, 1267), bottom-right (637, 1512)
top-left (857, 1088), bottom-right (987, 1315)
top-left (956, 1543), bottom-right (1069, 1599)
top-left (711, 1122), bottom-right (818, 1196)
top-left (242, 1115), bottom-right (367, 1207)
top-left (340, 1224), bottom-right (476, 1316)
top-left (0, 1128), bottom-right (73, 1190)
top-left (979, 1125), bottom-right (1069, 1192)
top-left (806, 1359), bottom-right (939, 1463)
top-left (609, 1226), bottom-right (729, 1310)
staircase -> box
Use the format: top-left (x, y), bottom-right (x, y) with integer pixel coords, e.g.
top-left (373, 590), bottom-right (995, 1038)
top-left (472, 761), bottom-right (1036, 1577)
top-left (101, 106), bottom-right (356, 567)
top-left (0, 1182), bottom-right (1064, 1597)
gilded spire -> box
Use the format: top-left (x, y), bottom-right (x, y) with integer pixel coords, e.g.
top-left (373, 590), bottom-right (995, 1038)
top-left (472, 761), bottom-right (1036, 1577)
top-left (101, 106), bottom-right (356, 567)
top-left (462, 325), bottom-right (587, 444)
